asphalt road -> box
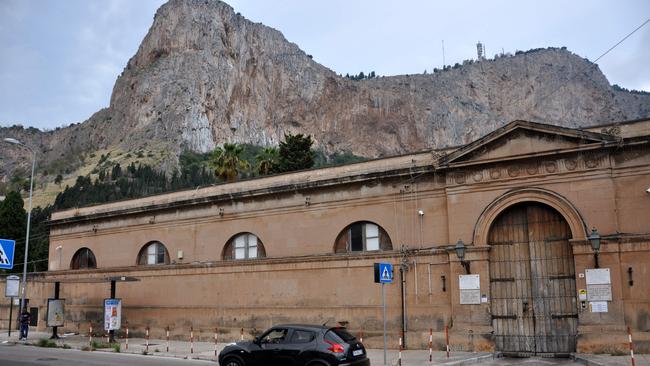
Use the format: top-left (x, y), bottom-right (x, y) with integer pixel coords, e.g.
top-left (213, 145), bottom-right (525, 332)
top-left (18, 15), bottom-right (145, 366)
top-left (0, 344), bottom-right (597, 366)
top-left (0, 344), bottom-right (214, 366)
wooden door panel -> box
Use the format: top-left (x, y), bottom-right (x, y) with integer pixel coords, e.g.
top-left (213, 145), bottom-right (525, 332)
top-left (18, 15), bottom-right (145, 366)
top-left (489, 203), bottom-right (577, 354)
top-left (489, 204), bottom-right (534, 353)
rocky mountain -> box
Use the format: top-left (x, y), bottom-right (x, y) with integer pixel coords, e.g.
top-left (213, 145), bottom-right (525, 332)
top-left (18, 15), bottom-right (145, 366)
top-left (2, 0), bottom-right (650, 183)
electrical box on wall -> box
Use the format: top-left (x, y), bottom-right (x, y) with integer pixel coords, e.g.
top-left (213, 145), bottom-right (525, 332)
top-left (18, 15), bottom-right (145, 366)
top-left (177, 250), bottom-right (184, 260)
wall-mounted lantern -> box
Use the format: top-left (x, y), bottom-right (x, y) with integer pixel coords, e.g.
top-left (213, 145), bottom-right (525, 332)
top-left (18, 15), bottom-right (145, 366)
top-left (588, 227), bottom-right (601, 268)
top-left (454, 239), bottom-right (471, 274)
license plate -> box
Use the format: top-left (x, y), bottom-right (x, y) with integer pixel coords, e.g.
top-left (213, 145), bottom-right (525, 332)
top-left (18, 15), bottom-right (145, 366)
top-left (353, 349), bottom-right (363, 356)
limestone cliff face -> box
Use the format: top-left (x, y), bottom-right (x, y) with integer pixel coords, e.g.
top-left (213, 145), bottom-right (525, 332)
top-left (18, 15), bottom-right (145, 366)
top-left (103, 0), bottom-right (650, 158)
top-left (1, 0), bottom-right (649, 179)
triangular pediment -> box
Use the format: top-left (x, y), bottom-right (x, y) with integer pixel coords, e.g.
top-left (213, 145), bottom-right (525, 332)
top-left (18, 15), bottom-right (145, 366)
top-left (438, 120), bottom-right (616, 167)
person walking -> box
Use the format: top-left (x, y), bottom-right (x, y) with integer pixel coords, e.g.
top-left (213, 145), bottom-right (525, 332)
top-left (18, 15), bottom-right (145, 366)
top-left (19, 308), bottom-right (31, 340)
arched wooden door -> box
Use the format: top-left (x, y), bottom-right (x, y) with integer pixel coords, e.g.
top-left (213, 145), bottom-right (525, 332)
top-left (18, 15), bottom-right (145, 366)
top-left (488, 202), bottom-right (578, 355)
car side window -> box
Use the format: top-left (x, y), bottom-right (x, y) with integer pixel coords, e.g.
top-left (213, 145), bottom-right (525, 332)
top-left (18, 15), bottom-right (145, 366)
top-left (261, 328), bottom-right (289, 344)
top-left (289, 330), bottom-right (315, 344)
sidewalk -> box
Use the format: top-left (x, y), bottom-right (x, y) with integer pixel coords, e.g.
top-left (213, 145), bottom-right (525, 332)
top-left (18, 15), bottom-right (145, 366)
top-left (0, 330), bottom-right (492, 365)
top-left (573, 353), bottom-right (650, 366)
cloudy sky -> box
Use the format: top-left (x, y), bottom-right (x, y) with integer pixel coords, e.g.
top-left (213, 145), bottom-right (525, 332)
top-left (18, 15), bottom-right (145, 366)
top-left (1, 0), bottom-right (648, 130)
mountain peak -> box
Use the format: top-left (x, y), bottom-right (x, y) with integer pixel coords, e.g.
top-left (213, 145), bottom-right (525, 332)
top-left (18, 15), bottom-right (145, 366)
top-left (1, 1), bottom-right (649, 188)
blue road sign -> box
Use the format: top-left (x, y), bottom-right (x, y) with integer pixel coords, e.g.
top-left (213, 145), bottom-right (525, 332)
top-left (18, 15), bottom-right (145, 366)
top-left (379, 263), bottom-right (393, 284)
top-left (0, 239), bottom-right (16, 270)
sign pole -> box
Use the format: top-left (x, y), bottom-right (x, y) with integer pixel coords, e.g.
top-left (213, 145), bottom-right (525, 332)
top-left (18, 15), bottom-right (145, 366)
top-left (375, 262), bottom-right (392, 366)
top-left (8, 298), bottom-right (14, 337)
top-left (382, 282), bottom-right (386, 365)
top-left (109, 280), bottom-right (116, 343)
top-left (50, 282), bottom-right (60, 339)
top-left (5, 275), bottom-right (20, 338)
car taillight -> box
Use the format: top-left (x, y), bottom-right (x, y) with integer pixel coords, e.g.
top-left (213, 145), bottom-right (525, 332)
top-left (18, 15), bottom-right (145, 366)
top-left (325, 339), bottom-right (345, 353)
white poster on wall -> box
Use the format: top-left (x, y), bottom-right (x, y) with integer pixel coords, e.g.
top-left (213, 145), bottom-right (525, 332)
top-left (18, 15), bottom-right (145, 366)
top-left (586, 268), bottom-right (612, 301)
top-left (459, 274), bottom-right (481, 304)
top-left (585, 268), bottom-right (610, 285)
top-left (590, 301), bottom-right (608, 313)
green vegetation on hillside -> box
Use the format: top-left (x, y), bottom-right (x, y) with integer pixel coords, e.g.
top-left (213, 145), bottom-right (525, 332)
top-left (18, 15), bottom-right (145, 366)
top-left (0, 134), bottom-right (367, 274)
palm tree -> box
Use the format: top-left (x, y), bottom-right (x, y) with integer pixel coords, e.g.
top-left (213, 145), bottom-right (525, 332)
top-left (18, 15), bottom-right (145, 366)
top-left (209, 143), bottom-right (250, 182)
top-left (255, 147), bottom-right (279, 176)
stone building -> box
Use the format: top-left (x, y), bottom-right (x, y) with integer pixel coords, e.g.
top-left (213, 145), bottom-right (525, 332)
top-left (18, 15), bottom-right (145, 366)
top-left (2, 118), bottom-right (650, 355)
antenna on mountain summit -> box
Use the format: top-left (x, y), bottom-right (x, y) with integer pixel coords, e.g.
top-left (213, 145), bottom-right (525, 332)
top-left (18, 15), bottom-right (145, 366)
top-left (441, 40), bottom-right (446, 67)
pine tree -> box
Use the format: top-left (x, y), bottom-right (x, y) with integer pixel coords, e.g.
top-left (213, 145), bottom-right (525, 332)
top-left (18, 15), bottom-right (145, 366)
top-left (277, 133), bottom-right (315, 173)
top-left (0, 191), bottom-right (27, 273)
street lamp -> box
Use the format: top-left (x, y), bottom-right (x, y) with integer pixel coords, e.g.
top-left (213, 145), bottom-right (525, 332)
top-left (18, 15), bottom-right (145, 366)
top-left (588, 227), bottom-right (601, 268)
top-left (3, 137), bottom-right (36, 319)
top-left (454, 239), bottom-right (471, 274)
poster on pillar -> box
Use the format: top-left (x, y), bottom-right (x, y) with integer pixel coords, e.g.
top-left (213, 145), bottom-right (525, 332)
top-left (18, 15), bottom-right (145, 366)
top-left (459, 274), bottom-right (481, 304)
top-left (104, 298), bottom-right (122, 331)
top-left (585, 268), bottom-right (612, 301)
top-left (46, 299), bottom-right (65, 327)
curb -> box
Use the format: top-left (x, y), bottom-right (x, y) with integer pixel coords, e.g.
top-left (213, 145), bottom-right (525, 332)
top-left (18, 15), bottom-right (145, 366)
top-left (437, 353), bottom-right (495, 365)
top-left (571, 354), bottom-right (607, 366)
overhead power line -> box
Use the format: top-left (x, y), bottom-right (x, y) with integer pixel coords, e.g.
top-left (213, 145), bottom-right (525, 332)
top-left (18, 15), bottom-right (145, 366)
top-left (592, 18), bottom-right (649, 64)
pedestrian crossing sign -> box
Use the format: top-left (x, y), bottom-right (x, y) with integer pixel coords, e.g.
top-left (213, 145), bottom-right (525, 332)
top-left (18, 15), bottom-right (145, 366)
top-left (374, 262), bottom-right (393, 284)
top-left (0, 239), bottom-right (16, 270)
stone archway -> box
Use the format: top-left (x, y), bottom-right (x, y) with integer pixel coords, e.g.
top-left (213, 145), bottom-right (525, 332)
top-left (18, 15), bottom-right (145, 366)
top-left (473, 188), bottom-right (587, 246)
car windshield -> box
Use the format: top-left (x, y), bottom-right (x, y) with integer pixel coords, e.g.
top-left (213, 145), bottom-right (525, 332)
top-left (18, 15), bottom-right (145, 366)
top-left (327, 328), bottom-right (356, 342)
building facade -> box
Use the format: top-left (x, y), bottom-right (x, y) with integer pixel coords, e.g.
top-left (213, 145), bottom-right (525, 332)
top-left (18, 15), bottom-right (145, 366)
top-left (2, 119), bottom-right (650, 355)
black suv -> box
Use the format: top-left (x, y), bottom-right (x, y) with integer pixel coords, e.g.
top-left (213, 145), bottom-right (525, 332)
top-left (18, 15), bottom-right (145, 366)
top-left (218, 324), bottom-right (370, 366)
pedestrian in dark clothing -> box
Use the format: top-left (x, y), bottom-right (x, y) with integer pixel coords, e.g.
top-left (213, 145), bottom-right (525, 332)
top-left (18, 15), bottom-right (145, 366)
top-left (19, 309), bottom-right (30, 340)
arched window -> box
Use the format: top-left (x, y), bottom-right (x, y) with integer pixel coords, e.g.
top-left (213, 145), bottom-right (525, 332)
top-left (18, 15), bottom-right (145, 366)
top-left (70, 248), bottom-right (97, 269)
top-left (223, 233), bottom-right (267, 260)
top-left (334, 221), bottom-right (393, 253)
top-left (137, 241), bottom-right (170, 265)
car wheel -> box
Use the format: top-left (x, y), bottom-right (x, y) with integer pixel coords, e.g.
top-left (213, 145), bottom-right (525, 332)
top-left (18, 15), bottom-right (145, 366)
top-left (222, 356), bottom-right (245, 366)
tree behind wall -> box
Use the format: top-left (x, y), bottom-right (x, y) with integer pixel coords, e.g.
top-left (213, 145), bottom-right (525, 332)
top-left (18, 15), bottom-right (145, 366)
top-left (209, 143), bottom-right (250, 182)
top-left (0, 191), bottom-right (27, 273)
top-left (277, 133), bottom-right (315, 173)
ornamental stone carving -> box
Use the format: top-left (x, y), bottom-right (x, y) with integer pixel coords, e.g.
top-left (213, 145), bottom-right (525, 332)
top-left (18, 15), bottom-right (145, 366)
top-left (565, 159), bottom-right (578, 171)
top-left (544, 161), bottom-right (558, 173)
top-left (490, 169), bottom-right (501, 180)
top-left (526, 164), bottom-right (539, 175)
top-left (507, 165), bottom-right (520, 177)
top-left (585, 157), bottom-right (599, 168)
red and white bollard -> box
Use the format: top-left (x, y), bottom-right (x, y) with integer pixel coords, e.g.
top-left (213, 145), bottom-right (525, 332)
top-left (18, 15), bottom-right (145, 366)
top-left (89, 323), bottom-right (93, 346)
top-left (398, 331), bottom-right (403, 366)
top-left (190, 326), bottom-right (194, 354)
top-left (359, 331), bottom-right (363, 344)
top-left (628, 326), bottom-right (636, 366)
top-left (428, 328), bottom-right (433, 362)
top-left (445, 325), bottom-right (450, 358)
top-left (214, 328), bottom-right (219, 357)
top-left (125, 324), bottom-right (129, 350)
top-left (145, 326), bottom-right (150, 354)
top-left (166, 326), bottom-right (170, 353)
